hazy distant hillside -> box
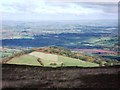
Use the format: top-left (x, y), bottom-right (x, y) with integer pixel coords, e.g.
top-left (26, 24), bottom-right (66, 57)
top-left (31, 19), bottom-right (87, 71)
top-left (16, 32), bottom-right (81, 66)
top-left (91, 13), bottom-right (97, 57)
top-left (1, 20), bottom-right (118, 52)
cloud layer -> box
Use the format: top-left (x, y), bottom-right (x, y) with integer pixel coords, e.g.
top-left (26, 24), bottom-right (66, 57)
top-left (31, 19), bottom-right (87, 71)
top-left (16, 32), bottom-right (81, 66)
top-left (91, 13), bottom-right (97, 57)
top-left (0, 0), bottom-right (118, 21)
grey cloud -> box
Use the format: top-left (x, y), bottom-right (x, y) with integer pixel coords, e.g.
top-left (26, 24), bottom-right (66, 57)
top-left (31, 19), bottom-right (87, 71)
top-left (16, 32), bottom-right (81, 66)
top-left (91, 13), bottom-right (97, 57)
top-left (75, 2), bottom-right (117, 13)
top-left (2, 1), bottom-right (117, 14)
top-left (1, 1), bottom-right (117, 20)
top-left (2, 2), bottom-right (36, 13)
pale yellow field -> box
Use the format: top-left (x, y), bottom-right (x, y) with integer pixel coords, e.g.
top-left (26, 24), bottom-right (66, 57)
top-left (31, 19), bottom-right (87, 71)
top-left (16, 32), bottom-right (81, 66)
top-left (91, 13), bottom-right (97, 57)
top-left (29, 51), bottom-right (58, 62)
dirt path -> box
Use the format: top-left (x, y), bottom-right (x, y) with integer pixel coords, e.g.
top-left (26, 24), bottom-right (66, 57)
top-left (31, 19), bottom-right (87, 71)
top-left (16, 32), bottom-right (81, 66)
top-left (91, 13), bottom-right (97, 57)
top-left (2, 64), bottom-right (120, 89)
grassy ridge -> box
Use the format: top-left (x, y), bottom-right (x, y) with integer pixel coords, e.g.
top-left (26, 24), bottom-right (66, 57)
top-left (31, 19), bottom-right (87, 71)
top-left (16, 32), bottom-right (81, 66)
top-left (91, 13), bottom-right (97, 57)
top-left (4, 46), bottom-right (119, 67)
top-left (7, 51), bottom-right (99, 67)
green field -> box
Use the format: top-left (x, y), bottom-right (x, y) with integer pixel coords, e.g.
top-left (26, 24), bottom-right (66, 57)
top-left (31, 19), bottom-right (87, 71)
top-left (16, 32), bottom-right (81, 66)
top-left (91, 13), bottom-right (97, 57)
top-left (58, 56), bottom-right (99, 67)
top-left (7, 55), bottom-right (41, 66)
top-left (1, 48), bottom-right (22, 59)
top-left (7, 52), bottom-right (99, 67)
top-left (13, 35), bottom-right (34, 39)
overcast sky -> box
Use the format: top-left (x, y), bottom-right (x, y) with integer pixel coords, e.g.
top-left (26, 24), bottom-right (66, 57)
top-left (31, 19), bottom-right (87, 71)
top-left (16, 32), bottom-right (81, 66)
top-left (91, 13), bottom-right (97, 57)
top-left (0, 0), bottom-right (118, 21)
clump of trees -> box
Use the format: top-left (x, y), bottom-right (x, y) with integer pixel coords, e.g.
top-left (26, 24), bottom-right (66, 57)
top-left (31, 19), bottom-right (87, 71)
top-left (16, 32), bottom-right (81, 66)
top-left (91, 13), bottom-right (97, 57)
top-left (50, 62), bottom-right (57, 66)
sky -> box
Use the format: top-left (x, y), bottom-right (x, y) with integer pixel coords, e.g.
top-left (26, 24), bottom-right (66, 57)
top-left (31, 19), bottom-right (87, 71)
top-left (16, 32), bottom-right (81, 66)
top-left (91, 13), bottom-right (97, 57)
top-left (0, 0), bottom-right (118, 21)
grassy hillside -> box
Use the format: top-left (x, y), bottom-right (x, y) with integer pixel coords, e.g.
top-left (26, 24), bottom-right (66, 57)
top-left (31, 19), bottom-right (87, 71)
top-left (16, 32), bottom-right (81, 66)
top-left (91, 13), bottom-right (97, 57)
top-left (3, 46), bottom-right (119, 67)
top-left (7, 51), bottom-right (99, 67)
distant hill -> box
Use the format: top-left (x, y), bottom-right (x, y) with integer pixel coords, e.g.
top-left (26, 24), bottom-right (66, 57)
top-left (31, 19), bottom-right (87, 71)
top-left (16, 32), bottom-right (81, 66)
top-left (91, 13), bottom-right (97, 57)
top-left (2, 46), bottom-right (120, 67)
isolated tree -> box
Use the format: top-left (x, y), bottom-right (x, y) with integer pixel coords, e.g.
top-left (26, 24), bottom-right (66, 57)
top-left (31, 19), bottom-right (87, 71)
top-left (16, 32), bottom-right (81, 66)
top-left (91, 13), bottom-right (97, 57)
top-left (37, 58), bottom-right (44, 66)
top-left (61, 62), bottom-right (65, 67)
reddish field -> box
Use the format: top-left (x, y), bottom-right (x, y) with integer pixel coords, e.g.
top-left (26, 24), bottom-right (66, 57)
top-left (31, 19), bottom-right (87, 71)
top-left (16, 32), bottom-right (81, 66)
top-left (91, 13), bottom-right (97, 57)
top-left (74, 49), bottom-right (117, 54)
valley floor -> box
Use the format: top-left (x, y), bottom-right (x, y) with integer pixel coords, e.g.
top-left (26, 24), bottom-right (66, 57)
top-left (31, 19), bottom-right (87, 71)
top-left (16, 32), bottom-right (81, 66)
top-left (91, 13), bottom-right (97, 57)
top-left (2, 64), bottom-right (120, 89)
